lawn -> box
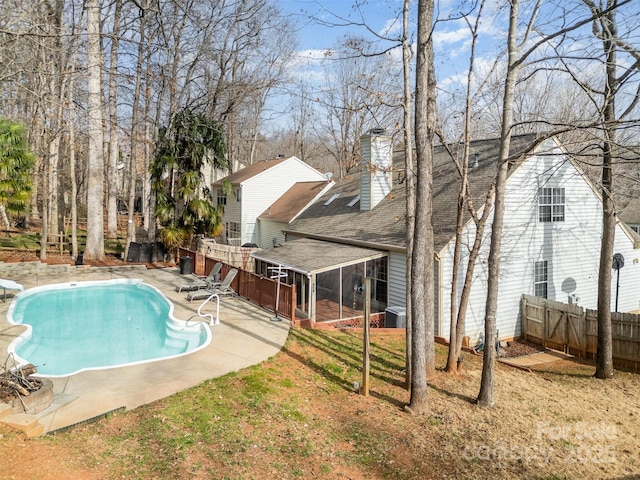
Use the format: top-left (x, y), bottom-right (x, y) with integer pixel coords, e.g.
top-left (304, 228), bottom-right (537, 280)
top-left (1, 328), bottom-right (639, 479)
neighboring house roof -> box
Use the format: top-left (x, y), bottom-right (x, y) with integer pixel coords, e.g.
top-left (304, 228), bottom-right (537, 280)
top-left (286, 133), bottom-right (540, 252)
top-left (259, 181), bottom-right (333, 223)
top-left (212, 156), bottom-right (291, 186)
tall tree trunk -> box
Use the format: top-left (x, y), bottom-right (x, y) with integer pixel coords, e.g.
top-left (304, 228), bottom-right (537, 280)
top-left (68, 53), bottom-right (79, 260)
top-left (402, 0), bottom-right (415, 390)
top-left (477, 0), bottom-right (520, 408)
top-left (595, 0), bottom-right (617, 379)
top-left (406, 0), bottom-right (435, 415)
top-left (106, 0), bottom-right (123, 239)
top-left (124, 2), bottom-right (147, 262)
top-left (445, 0), bottom-right (487, 374)
top-left (84, 0), bottom-right (105, 261)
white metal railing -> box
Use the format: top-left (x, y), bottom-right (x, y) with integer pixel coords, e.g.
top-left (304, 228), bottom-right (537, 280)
top-left (186, 293), bottom-right (220, 326)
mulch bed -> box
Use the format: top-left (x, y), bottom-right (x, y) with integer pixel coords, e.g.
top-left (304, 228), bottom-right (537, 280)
top-left (501, 338), bottom-right (545, 357)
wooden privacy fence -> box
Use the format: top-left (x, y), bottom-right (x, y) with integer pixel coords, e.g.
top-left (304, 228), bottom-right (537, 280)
top-left (178, 247), bottom-right (296, 321)
top-left (521, 294), bottom-right (640, 370)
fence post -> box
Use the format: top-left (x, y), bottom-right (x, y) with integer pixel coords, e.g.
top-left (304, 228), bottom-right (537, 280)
top-left (290, 284), bottom-right (296, 323)
top-left (581, 307), bottom-right (587, 358)
top-left (542, 300), bottom-right (548, 350)
top-left (521, 296), bottom-right (527, 341)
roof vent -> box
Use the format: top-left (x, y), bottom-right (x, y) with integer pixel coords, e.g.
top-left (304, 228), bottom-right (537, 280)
top-left (472, 153), bottom-right (479, 168)
top-left (277, 154), bottom-right (285, 158)
top-left (369, 127), bottom-right (385, 135)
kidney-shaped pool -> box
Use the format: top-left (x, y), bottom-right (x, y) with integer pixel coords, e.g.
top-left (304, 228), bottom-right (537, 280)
top-left (7, 279), bottom-right (211, 377)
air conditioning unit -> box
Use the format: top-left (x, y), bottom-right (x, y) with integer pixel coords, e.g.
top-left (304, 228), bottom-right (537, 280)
top-left (384, 306), bottom-right (406, 328)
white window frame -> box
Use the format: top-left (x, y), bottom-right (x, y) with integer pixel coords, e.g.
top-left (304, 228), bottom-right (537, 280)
top-left (538, 187), bottom-right (565, 222)
top-left (217, 189), bottom-right (227, 206)
top-left (534, 260), bottom-right (548, 298)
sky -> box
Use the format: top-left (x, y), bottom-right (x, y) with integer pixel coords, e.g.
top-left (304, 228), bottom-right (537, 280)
top-left (272, 0), bottom-right (640, 137)
top-left (276, 0), bottom-right (497, 86)
top-left (270, 0), bottom-right (504, 129)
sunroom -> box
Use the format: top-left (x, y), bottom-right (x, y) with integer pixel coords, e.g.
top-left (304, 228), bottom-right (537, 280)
top-left (251, 238), bottom-right (388, 325)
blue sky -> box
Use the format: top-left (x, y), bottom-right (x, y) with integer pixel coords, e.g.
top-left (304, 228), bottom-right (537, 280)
top-left (275, 0), bottom-right (506, 102)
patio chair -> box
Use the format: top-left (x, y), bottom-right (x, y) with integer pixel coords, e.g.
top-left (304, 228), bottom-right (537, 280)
top-left (186, 268), bottom-right (238, 302)
top-left (0, 278), bottom-right (23, 302)
top-left (175, 262), bottom-right (223, 292)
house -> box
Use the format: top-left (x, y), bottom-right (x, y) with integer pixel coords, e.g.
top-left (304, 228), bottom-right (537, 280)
top-left (257, 181), bottom-right (335, 248)
top-left (251, 131), bottom-right (640, 342)
top-left (211, 156), bottom-right (329, 248)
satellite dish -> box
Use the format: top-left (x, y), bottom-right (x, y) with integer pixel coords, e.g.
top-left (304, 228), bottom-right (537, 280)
top-left (612, 253), bottom-right (625, 270)
top-left (323, 172), bottom-right (333, 180)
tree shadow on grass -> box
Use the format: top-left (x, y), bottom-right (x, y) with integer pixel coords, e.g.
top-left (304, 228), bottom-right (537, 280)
top-left (282, 329), bottom-right (407, 407)
top-left (425, 377), bottom-right (477, 404)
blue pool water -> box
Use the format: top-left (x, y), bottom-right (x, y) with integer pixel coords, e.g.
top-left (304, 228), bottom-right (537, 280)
top-left (7, 279), bottom-right (211, 377)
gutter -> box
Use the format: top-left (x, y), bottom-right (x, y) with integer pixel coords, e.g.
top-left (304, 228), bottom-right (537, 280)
top-left (282, 230), bottom-right (406, 254)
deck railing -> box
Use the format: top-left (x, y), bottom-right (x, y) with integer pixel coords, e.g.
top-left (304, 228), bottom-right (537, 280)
top-left (178, 247), bottom-right (296, 321)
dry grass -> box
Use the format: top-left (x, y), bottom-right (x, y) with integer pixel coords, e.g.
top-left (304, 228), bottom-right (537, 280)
top-left (1, 328), bottom-right (639, 479)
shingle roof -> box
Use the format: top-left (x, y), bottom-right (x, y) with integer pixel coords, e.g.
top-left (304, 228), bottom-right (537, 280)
top-left (259, 181), bottom-right (332, 222)
top-left (212, 157), bottom-right (291, 186)
top-left (252, 238), bottom-right (387, 275)
top-left (286, 134), bottom-right (541, 252)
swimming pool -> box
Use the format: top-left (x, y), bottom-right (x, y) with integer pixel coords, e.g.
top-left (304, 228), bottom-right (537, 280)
top-left (7, 279), bottom-right (211, 377)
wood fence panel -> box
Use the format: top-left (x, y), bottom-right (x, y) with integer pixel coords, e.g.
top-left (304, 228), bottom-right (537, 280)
top-left (176, 247), bottom-right (295, 321)
top-left (567, 313), bottom-right (587, 358)
top-left (546, 309), bottom-right (567, 348)
top-left (522, 296), bottom-right (545, 344)
top-left (522, 295), bottom-right (640, 369)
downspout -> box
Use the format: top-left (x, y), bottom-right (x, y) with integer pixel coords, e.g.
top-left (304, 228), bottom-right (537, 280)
top-left (310, 273), bottom-right (316, 324)
top-left (436, 253), bottom-right (443, 337)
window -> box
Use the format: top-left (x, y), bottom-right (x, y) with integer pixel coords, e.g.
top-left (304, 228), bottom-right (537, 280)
top-left (217, 189), bottom-right (227, 206)
top-left (534, 260), bottom-right (548, 298)
top-left (235, 188), bottom-right (241, 202)
top-left (347, 195), bottom-right (360, 207)
top-left (538, 187), bottom-right (565, 222)
top-left (323, 193), bottom-right (340, 206)
top-left (631, 225), bottom-right (640, 234)
top-left (226, 221), bottom-right (240, 239)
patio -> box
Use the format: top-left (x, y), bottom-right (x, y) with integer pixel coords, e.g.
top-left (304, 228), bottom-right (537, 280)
top-left (0, 264), bottom-right (290, 436)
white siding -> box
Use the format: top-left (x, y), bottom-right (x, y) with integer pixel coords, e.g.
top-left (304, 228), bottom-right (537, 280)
top-left (388, 252), bottom-right (407, 308)
top-left (220, 188), bottom-right (242, 242)
top-left (360, 134), bottom-right (392, 211)
top-left (241, 158), bottom-right (325, 244)
top-left (258, 218), bottom-right (286, 249)
top-left (438, 138), bottom-right (640, 344)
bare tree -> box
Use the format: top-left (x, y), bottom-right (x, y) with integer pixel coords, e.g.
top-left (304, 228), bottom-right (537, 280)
top-left (317, 37), bottom-right (400, 179)
top-left (579, 0), bottom-right (640, 379)
top-left (402, 0), bottom-right (415, 389)
top-left (84, 0), bottom-right (105, 260)
top-left (405, 0), bottom-right (436, 415)
top-left (105, 0), bottom-right (123, 239)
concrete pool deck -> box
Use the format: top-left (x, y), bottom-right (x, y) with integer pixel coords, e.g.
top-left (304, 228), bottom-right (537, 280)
top-left (0, 263), bottom-right (290, 436)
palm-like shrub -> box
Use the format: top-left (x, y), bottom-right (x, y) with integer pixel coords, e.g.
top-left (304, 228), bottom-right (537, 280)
top-left (151, 110), bottom-right (229, 257)
top-left (0, 118), bottom-right (35, 235)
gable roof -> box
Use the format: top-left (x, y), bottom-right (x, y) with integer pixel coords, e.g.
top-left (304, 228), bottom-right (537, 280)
top-left (212, 156), bottom-right (291, 186)
top-left (259, 181), bottom-right (333, 222)
top-left (286, 134), bottom-right (542, 252)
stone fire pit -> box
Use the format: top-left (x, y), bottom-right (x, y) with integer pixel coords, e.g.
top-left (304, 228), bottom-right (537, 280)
top-left (7, 378), bottom-right (54, 414)
top-left (1, 362), bottom-right (54, 415)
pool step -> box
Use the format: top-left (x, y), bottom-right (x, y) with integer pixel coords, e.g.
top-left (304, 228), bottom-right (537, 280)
top-left (0, 408), bottom-right (45, 437)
